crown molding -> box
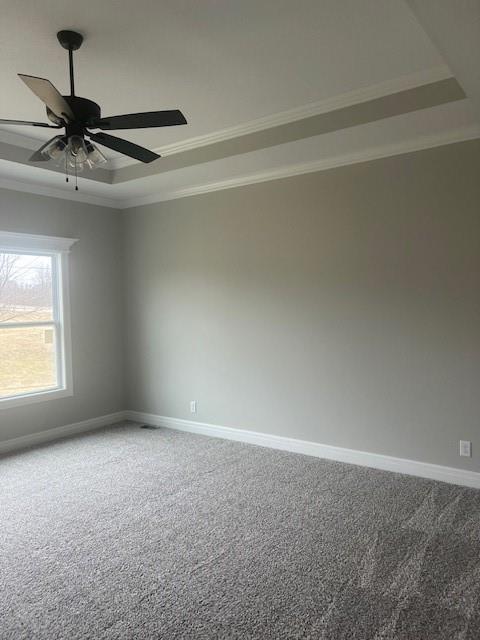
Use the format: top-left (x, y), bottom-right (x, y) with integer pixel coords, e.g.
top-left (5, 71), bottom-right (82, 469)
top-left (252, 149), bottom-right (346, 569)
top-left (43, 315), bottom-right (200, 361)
top-left (0, 176), bottom-right (120, 209)
top-left (1, 119), bottom-right (477, 212)
top-left (118, 125), bottom-right (480, 209)
top-left (110, 65), bottom-right (453, 170)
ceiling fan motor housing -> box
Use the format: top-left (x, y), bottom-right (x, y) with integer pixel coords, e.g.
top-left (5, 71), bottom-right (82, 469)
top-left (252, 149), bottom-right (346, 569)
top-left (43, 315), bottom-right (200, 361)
top-left (47, 96), bottom-right (101, 132)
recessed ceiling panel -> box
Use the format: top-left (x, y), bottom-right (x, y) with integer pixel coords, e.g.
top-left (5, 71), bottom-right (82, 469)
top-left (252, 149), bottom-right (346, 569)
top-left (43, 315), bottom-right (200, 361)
top-left (0, 0), bottom-right (445, 150)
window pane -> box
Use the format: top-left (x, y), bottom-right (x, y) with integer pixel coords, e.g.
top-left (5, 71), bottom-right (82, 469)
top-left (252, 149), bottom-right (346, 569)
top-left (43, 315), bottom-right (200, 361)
top-left (0, 252), bottom-right (53, 323)
top-left (0, 325), bottom-right (58, 398)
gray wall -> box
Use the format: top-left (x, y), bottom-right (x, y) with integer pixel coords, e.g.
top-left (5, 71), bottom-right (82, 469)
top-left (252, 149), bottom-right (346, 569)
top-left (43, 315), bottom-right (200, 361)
top-left (0, 189), bottom-right (125, 441)
top-left (123, 140), bottom-right (480, 470)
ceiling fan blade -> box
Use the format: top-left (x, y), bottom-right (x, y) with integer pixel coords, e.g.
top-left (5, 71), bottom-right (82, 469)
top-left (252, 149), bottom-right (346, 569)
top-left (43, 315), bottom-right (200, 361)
top-left (88, 131), bottom-right (160, 163)
top-left (90, 110), bottom-right (187, 130)
top-left (18, 74), bottom-right (75, 122)
top-left (28, 135), bottom-right (63, 162)
top-left (0, 118), bottom-right (61, 128)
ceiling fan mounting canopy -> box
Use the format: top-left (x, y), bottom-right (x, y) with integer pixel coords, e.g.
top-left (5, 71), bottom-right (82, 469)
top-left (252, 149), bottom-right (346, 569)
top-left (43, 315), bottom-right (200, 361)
top-left (57, 30), bottom-right (84, 51)
top-left (0, 28), bottom-right (188, 171)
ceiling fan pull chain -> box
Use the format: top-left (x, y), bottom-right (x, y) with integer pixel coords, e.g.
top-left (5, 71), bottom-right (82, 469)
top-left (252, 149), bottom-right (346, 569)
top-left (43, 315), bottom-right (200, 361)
top-left (75, 156), bottom-right (79, 191)
top-left (65, 154), bottom-right (69, 183)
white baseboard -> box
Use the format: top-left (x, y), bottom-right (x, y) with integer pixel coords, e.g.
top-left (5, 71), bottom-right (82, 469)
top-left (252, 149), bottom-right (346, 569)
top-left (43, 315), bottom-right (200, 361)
top-left (127, 411), bottom-right (480, 489)
top-left (3, 409), bottom-right (479, 490)
top-left (0, 411), bottom-right (128, 456)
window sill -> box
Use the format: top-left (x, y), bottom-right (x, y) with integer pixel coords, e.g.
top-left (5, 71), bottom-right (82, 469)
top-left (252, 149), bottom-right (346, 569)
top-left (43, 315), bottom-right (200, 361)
top-left (0, 387), bottom-right (73, 410)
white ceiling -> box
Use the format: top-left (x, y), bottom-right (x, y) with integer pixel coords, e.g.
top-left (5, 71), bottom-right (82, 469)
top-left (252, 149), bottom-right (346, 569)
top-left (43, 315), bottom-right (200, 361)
top-left (406, 0), bottom-right (480, 120)
top-left (0, 0), bottom-right (478, 207)
top-left (0, 0), bottom-right (444, 151)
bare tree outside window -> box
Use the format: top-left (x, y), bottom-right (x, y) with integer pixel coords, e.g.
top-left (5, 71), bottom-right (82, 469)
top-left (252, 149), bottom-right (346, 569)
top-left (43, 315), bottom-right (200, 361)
top-left (0, 252), bottom-right (53, 323)
top-left (0, 252), bottom-right (57, 398)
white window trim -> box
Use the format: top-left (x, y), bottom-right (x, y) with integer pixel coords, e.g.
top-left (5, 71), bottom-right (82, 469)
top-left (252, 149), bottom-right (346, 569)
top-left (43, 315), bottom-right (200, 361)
top-left (0, 231), bottom-right (78, 409)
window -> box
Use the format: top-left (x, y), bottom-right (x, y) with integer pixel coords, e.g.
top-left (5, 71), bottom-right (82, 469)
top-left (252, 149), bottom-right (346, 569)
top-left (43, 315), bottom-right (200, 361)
top-left (0, 231), bottom-right (77, 408)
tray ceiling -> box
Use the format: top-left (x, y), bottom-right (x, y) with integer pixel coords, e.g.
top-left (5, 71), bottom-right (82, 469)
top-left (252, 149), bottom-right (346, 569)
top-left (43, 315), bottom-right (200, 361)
top-left (0, 0), bottom-right (478, 208)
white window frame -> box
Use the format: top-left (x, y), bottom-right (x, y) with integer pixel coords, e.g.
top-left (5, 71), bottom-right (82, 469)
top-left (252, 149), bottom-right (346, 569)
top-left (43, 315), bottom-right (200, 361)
top-left (0, 231), bottom-right (78, 409)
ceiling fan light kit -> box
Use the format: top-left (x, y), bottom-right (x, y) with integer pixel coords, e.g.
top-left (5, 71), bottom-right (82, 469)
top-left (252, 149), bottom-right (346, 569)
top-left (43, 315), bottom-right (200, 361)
top-left (38, 134), bottom-right (107, 169)
top-left (0, 30), bottom-right (187, 190)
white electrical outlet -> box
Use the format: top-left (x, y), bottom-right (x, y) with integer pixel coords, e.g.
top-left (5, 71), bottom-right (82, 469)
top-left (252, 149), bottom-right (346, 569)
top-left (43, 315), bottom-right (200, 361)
top-left (459, 440), bottom-right (472, 457)
top-left (190, 400), bottom-right (197, 414)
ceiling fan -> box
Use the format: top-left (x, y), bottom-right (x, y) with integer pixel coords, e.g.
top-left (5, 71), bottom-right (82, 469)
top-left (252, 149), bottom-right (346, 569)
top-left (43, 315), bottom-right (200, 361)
top-left (0, 30), bottom-right (187, 187)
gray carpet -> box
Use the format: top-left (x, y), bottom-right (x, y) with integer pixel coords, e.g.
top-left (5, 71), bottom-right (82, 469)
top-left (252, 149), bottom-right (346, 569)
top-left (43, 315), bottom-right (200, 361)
top-left (1, 422), bottom-right (480, 639)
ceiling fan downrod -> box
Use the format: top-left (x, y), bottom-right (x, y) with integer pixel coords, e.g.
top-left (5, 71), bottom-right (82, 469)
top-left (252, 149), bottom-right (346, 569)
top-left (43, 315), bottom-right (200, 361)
top-left (57, 30), bottom-right (84, 99)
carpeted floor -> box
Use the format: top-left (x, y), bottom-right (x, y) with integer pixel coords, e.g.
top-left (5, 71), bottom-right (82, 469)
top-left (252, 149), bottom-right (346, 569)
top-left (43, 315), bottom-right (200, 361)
top-left (1, 422), bottom-right (480, 639)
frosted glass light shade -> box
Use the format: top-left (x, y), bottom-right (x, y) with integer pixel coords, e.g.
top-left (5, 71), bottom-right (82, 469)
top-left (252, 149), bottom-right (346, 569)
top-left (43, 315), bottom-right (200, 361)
top-left (86, 142), bottom-right (107, 168)
top-left (41, 136), bottom-right (67, 161)
top-left (41, 135), bottom-right (106, 172)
